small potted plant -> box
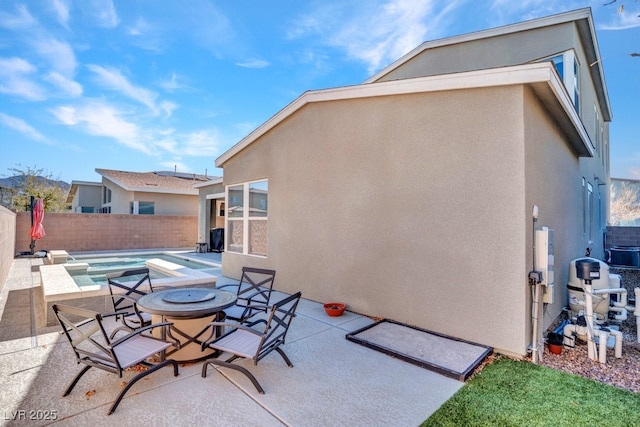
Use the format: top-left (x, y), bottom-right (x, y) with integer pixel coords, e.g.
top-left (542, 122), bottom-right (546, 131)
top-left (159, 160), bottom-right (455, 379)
top-left (323, 302), bottom-right (346, 316)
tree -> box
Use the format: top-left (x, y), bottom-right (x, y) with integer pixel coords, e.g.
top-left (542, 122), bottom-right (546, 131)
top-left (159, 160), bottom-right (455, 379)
top-left (5, 165), bottom-right (68, 212)
top-left (610, 181), bottom-right (640, 225)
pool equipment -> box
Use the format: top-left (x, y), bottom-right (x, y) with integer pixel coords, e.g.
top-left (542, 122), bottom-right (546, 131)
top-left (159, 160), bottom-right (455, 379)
top-left (563, 257), bottom-right (640, 364)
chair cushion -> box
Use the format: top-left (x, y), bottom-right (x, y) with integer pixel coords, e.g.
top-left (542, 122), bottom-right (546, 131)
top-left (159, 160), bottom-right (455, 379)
top-left (223, 305), bottom-right (247, 320)
top-left (209, 329), bottom-right (261, 359)
top-left (124, 312), bottom-right (152, 324)
top-left (112, 336), bottom-right (171, 368)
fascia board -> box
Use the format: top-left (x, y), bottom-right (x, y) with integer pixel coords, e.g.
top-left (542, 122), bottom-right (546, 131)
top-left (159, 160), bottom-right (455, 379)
top-left (365, 8), bottom-right (592, 83)
top-left (217, 62), bottom-right (593, 166)
top-left (192, 177), bottom-right (223, 188)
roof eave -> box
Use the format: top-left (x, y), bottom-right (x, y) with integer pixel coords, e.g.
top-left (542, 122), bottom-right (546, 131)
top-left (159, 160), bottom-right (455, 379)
top-left (216, 63), bottom-right (594, 166)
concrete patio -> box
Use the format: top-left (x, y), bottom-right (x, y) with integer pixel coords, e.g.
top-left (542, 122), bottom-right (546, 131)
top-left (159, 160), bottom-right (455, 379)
top-left (0, 255), bottom-right (462, 426)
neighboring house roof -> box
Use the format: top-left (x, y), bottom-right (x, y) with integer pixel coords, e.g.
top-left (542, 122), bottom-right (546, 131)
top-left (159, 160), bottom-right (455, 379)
top-left (366, 8), bottom-right (611, 122)
top-left (95, 169), bottom-right (213, 195)
top-left (216, 62), bottom-right (593, 167)
top-left (192, 177), bottom-right (224, 189)
top-left (65, 180), bottom-right (102, 203)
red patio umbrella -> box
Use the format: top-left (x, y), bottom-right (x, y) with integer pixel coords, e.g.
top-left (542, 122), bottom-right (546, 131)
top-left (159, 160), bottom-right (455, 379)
top-left (30, 197), bottom-right (46, 254)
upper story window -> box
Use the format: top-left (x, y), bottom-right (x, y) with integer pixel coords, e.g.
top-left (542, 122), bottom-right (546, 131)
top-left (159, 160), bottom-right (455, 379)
top-left (545, 50), bottom-right (580, 114)
top-left (103, 187), bottom-right (112, 204)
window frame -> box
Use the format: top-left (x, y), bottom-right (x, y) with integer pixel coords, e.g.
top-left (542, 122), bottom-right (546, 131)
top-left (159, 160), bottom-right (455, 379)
top-left (543, 50), bottom-right (580, 115)
top-left (225, 179), bottom-right (268, 257)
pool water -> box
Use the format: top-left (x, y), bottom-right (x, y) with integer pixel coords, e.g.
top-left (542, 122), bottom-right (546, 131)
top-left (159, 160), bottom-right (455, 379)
top-left (66, 253), bottom-right (218, 287)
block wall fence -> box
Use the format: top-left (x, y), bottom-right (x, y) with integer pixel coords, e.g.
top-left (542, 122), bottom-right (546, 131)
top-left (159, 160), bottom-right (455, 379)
top-left (605, 226), bottom-right (640, 248)
top-left (14, 212), bottom-right (198, 254)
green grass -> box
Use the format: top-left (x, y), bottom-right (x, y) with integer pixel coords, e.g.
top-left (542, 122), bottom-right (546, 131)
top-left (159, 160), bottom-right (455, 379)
top-left (423, 356), bottom-right (640, 427)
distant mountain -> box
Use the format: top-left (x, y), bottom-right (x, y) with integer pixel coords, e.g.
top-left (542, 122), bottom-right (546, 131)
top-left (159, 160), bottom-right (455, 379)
top-left (0, 175), bottom-right (70, 190)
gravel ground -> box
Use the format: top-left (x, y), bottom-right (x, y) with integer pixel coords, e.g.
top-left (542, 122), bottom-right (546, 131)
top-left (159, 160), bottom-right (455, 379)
top-left (540, 337), bottom-right (640, 394)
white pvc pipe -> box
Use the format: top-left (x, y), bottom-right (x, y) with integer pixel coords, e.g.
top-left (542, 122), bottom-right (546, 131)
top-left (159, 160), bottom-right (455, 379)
top-left (592, 287), bottom-right (627, 308)
top-left (609, 329), bottom-right (623, 359)
top-left (585, 283), bottom-right (596, 361)
top-left (594, 330), bottom-right (608, 364)
top-left (608, 306), bottom-right (628, 322)
top-left (531, 283), bottom-right (543, 364)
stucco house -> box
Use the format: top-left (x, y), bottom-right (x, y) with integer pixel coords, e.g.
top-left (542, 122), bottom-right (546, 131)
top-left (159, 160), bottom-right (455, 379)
top-left (66, 180), bottom-right (102, 213)
top-left (211, 8), bottom-right (611, 357)
top-left (94, 169), bottom-right (213, 215)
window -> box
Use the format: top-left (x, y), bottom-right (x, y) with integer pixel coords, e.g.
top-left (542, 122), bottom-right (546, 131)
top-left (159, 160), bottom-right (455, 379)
top-left (102, 186), bottom-right (112, 213)
top-left (226, 179), bottom-right (268, 256)
top-left (130, 201), bottom-right (155, 215)
top-left (103, 187), bottom-right (112, 204)
top-left (545, 50), bottom-right (580, 114)
top-left (80, 206), bottom-right (94, 213)
top-left (583, 179), bottom-right (594, 245)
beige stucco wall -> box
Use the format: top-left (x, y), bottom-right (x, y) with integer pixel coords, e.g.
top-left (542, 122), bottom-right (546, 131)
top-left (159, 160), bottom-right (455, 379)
top-left (376, 24), bottom-right (576, 83)
top-left (197, 182), bottom-right (225, 247)
top-left (0, 206), bottom-right (16, 288)
top-left (522, 86), bottom-right (587, 339)
top-left (102, 178), bottom-right (198, 215)
top-left (377, 17), bottom-right (610, 255)
top-left (72, 185), bottom-right (102, 212)
top-left (222, 86), bottom-right (541, 355)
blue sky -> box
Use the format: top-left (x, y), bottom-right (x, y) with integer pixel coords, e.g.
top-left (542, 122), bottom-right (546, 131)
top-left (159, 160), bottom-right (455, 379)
top-left (1, 0), bottom-right (639, 183)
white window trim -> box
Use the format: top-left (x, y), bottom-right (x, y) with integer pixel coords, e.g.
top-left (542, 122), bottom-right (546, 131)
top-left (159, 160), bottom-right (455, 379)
top-left (225, 179), bottom-right (268, 257)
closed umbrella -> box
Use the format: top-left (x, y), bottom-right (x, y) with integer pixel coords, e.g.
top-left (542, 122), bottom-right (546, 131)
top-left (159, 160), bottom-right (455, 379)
top-left (29, 197), bottom-right (46, 254)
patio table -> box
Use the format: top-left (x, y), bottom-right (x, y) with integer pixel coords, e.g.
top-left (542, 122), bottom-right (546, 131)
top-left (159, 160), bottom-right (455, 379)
top-left (137, 287), bottom-right (237, 362)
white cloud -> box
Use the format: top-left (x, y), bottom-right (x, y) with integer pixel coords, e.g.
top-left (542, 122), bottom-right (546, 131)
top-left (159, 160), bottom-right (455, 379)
top-left (154, 129), bottom-right (220, 158)
top-left (0, 4), bottom-right (36, 30)
top-left (128, 16), bottom-right (150, 36)
top-left (599, 7), bottom-right (640, 30)
top-left (0, 57), bottom-right (46, 101)
top-left (44, 71), bottom-right (83, 97)
top-left (88, 0), bottom-right (119, 28)
top-left (0, 112), bottom-right (50, 143)
top-left (181, 130), bottom-right (220, 156)
top-left (159, 73), bottom-right (184, 92)
top-left (50, 0), bottom-right (71, 29)
top-left (87, 65), bottom-right (171, 116)
top-left (32, 37), bottom-right (77, 77)
top-left (289, 0), bottom-right (467, 74)
top-left (160, 160), bottom-right (191, 173)
top-left (50, 100), bottom-right (148, 153)
top-left (236, 59), bottom-right (271, 69)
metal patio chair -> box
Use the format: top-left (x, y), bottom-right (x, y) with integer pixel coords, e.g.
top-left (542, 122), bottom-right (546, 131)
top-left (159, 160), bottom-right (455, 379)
top-left (106, 267), bottom-right (165, 338)
top-left (201, 291), bottom-right (302, 394)
top-left (218, 267), bottom-right (276, 323)
top-left (52, 303), bottom-right (179, 415)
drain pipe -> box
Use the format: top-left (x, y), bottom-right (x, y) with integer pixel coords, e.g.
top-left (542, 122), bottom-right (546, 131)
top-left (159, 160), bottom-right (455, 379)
top-left (529, 205), bottom-right (543, 364)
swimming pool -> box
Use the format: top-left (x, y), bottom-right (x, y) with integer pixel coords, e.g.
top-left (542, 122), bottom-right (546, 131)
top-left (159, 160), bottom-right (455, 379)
top-left (65, 252), bottom-right (220, 287)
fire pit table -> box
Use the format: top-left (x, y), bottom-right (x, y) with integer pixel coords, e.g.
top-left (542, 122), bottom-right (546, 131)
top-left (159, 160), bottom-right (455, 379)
top-left (137, 287), bottom-right (237, 362)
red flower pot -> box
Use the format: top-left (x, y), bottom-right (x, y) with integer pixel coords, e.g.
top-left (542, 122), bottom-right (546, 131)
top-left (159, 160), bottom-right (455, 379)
top-left (323, 302), bottom-right (346, 316)
top-left (548, 343), bottom-right (563, 355)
